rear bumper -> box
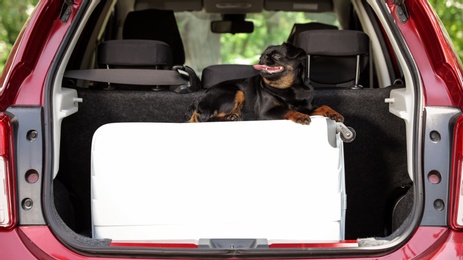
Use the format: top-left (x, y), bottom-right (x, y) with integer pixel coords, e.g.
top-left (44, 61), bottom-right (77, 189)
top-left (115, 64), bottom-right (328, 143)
top-left (3, 226), bottom-right (462, 259)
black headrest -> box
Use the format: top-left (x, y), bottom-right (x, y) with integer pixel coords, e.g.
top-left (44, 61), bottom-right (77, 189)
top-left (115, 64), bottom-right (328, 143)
top-left (287, 22), bottom-right (338, 45)
top-left (202, 65), bottom-right (259, 88)
top-left (98, 40), bottom-right (173, 67)
top-left (295, 30), bottom-right (370, 85)
top-left (123, 9), bottom-right (185, 65)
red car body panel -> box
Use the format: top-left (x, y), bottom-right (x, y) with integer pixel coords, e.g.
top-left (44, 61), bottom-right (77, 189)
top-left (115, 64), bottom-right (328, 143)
top-left (1, 0), bottom-right (463, 258)
top-left (6, 226), bottom-right (460, 259)
top-left (387, 0), bottom-right (463, 108)
top-left (0, 0), bottom-right (81, 111)
top-left (0, 229), bottom-right (41, 259)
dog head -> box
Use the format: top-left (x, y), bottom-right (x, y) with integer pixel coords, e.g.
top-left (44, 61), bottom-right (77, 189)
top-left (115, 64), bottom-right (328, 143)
top-left (253, 42), bottom-right (306, 89)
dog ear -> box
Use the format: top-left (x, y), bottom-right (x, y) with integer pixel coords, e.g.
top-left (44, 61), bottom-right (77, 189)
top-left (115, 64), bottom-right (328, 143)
top-left (283, 42), bottom-right (306, 60)
top-left (282, 42), bottom-right (309, 84)
top-left (282, 42), bottom-right (310, 86)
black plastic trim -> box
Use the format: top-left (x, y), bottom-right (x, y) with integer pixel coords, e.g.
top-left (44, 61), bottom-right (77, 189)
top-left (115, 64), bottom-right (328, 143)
top-left (6, 106), bottom-right (46, 225)
top-left (421, 107), bottom-right (461, 226)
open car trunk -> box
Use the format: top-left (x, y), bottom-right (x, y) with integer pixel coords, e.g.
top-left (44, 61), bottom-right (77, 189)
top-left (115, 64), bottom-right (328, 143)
top-left (47, 0), bottom-right (419, 256)
top-left (54, 86), bottom-right (411, 246)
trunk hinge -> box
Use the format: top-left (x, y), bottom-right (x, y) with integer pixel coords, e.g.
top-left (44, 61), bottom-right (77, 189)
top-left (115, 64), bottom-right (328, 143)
top-left (60, 0), bottom-right (74, 23)
top-left (394, 0), bottom-right (409, 23)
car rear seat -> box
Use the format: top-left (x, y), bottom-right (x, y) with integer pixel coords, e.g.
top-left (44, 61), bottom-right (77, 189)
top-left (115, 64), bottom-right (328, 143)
top-left (287, 22), bottom-right (338, 45)
top-left (201, 22), bottom-right (339, 89)
top-left (64, 8), bottom-right (200, 92)
top-left (201, 64), bottom-right (258, 89)
top-left (98, 39), bottom-right (173, 69)
top-left (295, 30), bottom-right (370, 88)
top-left (123, 9), bottom-right (186, 66)
top-left (64, 39), bottom-right (199, 92)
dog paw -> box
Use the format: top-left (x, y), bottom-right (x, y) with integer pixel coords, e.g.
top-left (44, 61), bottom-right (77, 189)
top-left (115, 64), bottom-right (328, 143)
top-left (209, 112), bottom-right (242, 121)
top-left (225, 113), bottom-right (242, 121)
top-left (311, 105), bottom-right (344, 123)
top-left (285, 111), bottom-right (311, 125)
top-left (327, 112), bottom-right (344, 122)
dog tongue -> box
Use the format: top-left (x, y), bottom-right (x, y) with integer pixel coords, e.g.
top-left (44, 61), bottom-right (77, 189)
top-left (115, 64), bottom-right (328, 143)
top-left (253, 64), bottom-right (267, 71)
top-left (253, 64), bottom-right (283, 73)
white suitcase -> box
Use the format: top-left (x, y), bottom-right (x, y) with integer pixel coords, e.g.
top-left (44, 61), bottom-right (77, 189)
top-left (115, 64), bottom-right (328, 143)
top-left (91, 117), bottom-right (347, 244)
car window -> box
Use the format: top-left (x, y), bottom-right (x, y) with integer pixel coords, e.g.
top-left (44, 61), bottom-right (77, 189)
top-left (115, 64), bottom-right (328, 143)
top-left (175, 11), bottom-right (340, 73)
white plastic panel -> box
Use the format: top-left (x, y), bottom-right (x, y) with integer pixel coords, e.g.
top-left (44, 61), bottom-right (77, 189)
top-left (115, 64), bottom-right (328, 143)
top-left (91, 117), bottom-right (345, 242)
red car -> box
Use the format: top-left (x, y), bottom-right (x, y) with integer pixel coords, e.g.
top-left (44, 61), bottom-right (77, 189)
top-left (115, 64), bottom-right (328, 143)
top-left (2, 0), bottom-right (463, 258)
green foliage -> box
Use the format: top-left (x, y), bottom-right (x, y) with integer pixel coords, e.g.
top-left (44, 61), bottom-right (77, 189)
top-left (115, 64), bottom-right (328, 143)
top-left (220, 11), bottom-right (338, 64)
top-left (428, 0), bottom-right (463, 62)
top-left (176, 11), bottom-right (338, 71)
top-left (0, 0), bottom-right (38, 72)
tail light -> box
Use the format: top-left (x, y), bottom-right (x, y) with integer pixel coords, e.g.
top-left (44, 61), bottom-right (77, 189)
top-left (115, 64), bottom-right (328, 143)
top-left (0, 113), bottom-right (16, 229)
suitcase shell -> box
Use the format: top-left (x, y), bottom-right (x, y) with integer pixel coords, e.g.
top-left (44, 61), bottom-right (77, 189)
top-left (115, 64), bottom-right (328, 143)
top-left (91, 117), bottom-right (346, 243)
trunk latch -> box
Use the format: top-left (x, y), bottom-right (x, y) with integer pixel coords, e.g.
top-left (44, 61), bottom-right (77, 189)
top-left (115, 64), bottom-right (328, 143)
top-left (394, 0), bottom-right (409, 23)
top-left (60, 0), bottom-right (74, 23)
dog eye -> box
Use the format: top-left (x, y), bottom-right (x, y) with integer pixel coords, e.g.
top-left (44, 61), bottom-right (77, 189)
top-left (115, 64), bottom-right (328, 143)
top-left (272, 53), bottom-right (282, 60)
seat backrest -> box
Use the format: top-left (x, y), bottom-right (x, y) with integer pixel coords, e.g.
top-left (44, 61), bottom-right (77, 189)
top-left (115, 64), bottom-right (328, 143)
top-left (123, 9), bottom-right (185, 65)
top-left (295, 30), bottom-right (370, 88)
top-left (201, 64), bottom-right (259, 88)
top-left (287, 22), bottom-right (338, 45)
top-left (98, 39), bottom-right (173, 68)
top-left (95, 39), bottom-right (199, 92)
top-left (65, 40), bottom-right (199, 92)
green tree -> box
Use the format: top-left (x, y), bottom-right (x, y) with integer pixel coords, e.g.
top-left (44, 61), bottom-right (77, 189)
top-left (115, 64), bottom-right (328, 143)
top-left (0, 0), bottom-right (38, 73)
top-left (220, 12), bottom-right (338, 65)
top-left (429, 0), bottom-right (463, 62)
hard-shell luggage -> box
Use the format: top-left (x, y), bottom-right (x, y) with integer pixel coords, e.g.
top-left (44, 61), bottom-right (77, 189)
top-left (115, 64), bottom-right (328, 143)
top-left (91, 117), bottom-right (351, 244)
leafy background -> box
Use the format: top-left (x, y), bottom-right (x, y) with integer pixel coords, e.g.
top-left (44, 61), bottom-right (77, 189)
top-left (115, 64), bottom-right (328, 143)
top-left (0, 0), bottom-right (38, 73)
top-left (0, 0), bottom-right (462, 74)
top-left (429, 0), bottom-right (463, 61)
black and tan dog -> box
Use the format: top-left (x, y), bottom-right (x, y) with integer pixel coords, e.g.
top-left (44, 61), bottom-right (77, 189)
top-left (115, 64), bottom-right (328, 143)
top-left (187, 42), bottom-right (343, 124)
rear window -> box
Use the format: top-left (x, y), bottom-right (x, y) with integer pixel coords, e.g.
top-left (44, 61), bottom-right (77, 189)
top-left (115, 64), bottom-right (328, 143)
top-left (175, 11), bottom-right (339, 72)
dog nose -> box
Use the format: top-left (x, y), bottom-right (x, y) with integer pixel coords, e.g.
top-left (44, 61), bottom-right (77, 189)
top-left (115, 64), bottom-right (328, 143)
top-left (260, 54), bottom-right (273, 64)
